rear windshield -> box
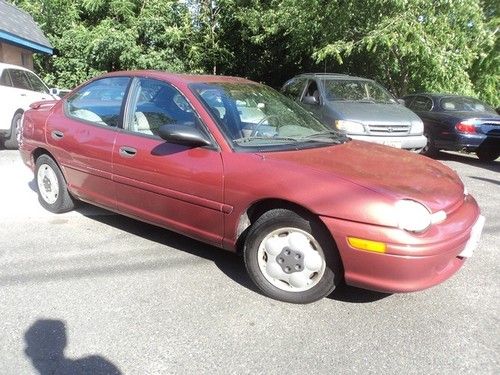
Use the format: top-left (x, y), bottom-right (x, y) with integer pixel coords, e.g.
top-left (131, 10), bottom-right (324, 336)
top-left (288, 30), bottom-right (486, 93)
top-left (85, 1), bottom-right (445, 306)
top-left (439, 97), bottom-right (496, 113)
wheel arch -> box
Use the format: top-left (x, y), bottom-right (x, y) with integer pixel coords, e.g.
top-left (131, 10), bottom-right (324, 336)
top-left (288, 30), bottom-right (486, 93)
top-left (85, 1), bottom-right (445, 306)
top-left (234, 198), bottom-right (337, 255)
top-left (31, 148), bottom-right (68, 183)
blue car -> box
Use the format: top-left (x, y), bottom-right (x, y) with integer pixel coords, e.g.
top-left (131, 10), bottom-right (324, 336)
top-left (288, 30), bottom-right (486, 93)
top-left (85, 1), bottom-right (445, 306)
top-left (403, 93), bottom-right (500, 162)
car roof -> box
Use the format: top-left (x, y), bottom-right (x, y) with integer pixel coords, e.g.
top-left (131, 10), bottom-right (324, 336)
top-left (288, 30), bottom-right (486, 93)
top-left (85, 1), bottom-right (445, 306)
top-left (293, 73), bottom-right (372, 81)
top-left (103, 70), bottom-right (256, 86)
top-left (0, 62), bottom-right (34, 72)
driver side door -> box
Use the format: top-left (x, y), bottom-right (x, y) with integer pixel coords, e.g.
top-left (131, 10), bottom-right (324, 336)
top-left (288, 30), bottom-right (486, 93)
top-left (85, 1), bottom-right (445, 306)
top-left (112, 77), bottom-right (225, 246)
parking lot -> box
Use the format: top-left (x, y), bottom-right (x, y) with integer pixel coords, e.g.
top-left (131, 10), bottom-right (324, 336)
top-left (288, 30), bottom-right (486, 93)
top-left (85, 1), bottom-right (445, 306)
top-left (0, 149), bottom-right (498, 374)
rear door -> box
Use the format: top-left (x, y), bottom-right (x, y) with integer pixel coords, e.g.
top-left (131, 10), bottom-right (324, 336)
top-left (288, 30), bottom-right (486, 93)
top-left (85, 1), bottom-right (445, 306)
top-left (113, 77), bottom-right (225, 245)
top-left (46, 76), bottom-right (131, 209)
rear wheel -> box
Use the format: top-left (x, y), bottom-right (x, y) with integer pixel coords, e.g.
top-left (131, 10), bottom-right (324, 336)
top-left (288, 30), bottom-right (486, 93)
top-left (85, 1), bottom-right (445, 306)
top-left (244, 209), bottom-right (342, 304)
top-left (476, 145), bottom-right (499, 162)
top-left (35, 155), bottom-right (75, 213)
top-left (4, 112), bottom-right (23, 149)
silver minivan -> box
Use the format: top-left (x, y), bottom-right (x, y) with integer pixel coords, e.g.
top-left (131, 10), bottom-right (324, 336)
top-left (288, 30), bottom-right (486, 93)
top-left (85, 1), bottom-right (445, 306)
top-left (282, 73), bottom-right (426, 151)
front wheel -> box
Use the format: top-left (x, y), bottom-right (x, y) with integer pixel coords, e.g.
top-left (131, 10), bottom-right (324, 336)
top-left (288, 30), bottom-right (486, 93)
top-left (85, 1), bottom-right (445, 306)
top-left (4, 112), bottom-right (23, 149)
top-left (420, 131), bottom-right (437, 157)
top-left (35, 155), bottom-right (76, 213)
top-left (244, 209), bottom-right (342, 304)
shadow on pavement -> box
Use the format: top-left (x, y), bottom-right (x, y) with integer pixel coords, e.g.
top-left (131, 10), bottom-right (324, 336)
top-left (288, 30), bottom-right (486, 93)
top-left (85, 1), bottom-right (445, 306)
top-left (434, 151), bottom-right (500, 173)
top-left (89, 214), bottom-right (388, 304)
top-left (88, 213), bottom-right (262, 295)
top-left (469, 176), bottom-right (500, 187)
top-left (328, 282), bottom-right (391, 303)
top-left (24, 319), bottom-right (121, 375)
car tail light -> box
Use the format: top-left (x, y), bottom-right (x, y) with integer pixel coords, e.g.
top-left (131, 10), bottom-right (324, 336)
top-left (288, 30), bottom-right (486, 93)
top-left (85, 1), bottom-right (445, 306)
top-left (455, 121), bottom-right (477, 134)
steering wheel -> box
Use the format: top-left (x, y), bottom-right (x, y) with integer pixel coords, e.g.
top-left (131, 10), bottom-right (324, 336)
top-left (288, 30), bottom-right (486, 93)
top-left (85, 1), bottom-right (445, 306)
top-left (250, 115), bottom-right (281, 137)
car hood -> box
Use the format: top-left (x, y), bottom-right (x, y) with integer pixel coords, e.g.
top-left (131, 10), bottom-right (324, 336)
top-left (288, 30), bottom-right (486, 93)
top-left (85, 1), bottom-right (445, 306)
top-left (260, 140), bottom-right (464, 213)
top-left (328, 101), bottom-right (421, 124)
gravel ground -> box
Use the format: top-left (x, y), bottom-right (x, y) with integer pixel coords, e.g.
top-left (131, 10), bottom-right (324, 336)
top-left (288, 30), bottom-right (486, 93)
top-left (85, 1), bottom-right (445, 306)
top-left (0, 149), bottom-right (498, 375)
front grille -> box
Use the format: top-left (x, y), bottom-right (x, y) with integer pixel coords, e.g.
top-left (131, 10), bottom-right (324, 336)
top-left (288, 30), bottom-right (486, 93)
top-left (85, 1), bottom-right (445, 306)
top-left (368, 124), bottom-right (410, 135)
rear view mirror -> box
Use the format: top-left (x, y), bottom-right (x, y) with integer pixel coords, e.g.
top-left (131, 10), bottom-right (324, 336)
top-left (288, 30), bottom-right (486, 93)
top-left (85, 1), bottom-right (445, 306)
top-left (158, 124), bottom-right (211, 147)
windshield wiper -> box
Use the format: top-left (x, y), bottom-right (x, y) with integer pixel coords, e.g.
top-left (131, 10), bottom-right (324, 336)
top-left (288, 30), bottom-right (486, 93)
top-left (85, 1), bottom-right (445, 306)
top-left (233, 136), bottom-right (299, 143)
top-left (300, 131), bottom-right (347, 143)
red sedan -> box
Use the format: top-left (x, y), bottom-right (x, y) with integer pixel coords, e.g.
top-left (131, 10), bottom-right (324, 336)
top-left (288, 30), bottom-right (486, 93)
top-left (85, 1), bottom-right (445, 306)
top-left (19, 71), bottom-right (485, 303)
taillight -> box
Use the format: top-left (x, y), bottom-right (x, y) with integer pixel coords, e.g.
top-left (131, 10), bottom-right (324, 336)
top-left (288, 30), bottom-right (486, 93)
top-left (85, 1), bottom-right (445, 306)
top-left (455, 121), bottom-right (477, 134)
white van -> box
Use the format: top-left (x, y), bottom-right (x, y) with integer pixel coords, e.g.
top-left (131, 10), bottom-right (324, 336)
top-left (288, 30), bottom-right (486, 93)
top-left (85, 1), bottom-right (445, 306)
top-left (0, 63), bottom-right (59, 149)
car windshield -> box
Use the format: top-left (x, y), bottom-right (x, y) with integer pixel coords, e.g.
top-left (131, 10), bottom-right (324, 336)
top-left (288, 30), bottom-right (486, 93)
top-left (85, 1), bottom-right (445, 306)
top-left (191, 82), bottom-right (347, 150)
top-left (440, 96), bottom-right (496, 113)
top-left (322, 79), bottom-right (396, 104)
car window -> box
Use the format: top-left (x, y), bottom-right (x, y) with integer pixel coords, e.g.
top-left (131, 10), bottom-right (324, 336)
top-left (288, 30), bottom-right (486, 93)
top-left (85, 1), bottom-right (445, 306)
top-left (65, 77), bottom-right (130, 127)
top-left (0, 69), bottom-right (12, 87)
top-left (408, 96), bottom-right (433, 111)
top-left (8, 69), bottom-right (32, 90)
top-left (322, 79), bottom-right (396, 104)
top-left (125, 78), bottom-right (196, 136)
top-left (25, 71), bottom-right (49, 94)
top-left (192, 82), bottom-right (346, 150)
top-left (439, 96), bottom-right (496, 113)
top-left (302, 80), bottom-right (320, 102)
top-left (282, 79), bottom-right (306, 100)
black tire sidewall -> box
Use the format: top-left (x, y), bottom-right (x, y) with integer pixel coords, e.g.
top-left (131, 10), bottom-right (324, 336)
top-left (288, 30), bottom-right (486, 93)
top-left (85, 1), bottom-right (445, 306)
top-left (244, 209), bottom-right (341, 304)
top-left (4, 112), bottom-right (22, 149)
top-left (35, 155), bottom-right (74, 213)
top-left (476, 147), bottom-right (499, 162)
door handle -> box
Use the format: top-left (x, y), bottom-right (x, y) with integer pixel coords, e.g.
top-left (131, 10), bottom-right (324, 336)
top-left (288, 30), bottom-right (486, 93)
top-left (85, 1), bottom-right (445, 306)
top-left (51, 130), bottom-right (64, 140)
top-left (119, 146), bottom-right (137, 158)
top-left (20, 93), bottom-right (27, 97)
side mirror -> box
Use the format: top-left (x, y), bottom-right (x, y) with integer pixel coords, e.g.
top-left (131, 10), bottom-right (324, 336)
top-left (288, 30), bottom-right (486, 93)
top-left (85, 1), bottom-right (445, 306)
top-left (397, 98), bottom-right (406, 105)
top-left (158, 124), bottom-right (211, 147)
top-left (50, 88), bottom-right (60, 96)
top-left (302, 95), bottom-right (319, 105)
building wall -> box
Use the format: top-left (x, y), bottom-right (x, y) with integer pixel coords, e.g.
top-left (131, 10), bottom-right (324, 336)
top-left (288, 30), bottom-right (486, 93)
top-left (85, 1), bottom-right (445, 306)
top-left (0, 42), bottom-right (34, 69)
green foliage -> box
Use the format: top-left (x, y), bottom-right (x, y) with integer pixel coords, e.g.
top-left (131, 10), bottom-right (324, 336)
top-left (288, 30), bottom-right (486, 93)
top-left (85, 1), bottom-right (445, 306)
top-left (9, 0), bottom-right (499, 106)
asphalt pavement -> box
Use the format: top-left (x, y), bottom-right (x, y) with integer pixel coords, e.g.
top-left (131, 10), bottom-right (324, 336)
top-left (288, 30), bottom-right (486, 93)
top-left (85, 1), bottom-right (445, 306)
top-left (0, 149), bottom-right (498, 374)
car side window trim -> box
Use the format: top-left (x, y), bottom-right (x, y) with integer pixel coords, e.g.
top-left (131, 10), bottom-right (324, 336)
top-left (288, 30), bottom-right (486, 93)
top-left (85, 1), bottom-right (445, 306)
top-left (122, 77), bottom-right (220, 151)
top-left (63, 76), bottom-right (132, 130)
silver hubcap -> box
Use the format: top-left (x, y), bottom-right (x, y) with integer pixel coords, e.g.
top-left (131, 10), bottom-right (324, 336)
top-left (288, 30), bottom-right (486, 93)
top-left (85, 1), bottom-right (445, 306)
top-left (15, 116), bottom-right (22, 144)
top-left (257, 227), bottom-right (326, 292)
top-left (37, 164), bottom-right (59, 204)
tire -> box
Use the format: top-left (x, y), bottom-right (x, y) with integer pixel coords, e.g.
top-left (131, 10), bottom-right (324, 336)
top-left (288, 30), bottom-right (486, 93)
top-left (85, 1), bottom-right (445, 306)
top-left (35, 154), bottom-right (75, 213)
top-left (476, 146), bottom-right (499, 163)
top-left (4, 112), bottom-right (23, 150)
top-left (243, 209), bottom-right (342, 304)
top-left (420, 131), bottom-right (437, 157)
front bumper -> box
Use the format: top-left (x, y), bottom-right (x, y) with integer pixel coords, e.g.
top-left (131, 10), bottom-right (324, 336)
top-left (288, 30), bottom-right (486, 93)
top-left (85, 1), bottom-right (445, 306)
top-left (321, 194), bottom-right (482, 293)
top-left (348, 134), bottom-right (427, 151)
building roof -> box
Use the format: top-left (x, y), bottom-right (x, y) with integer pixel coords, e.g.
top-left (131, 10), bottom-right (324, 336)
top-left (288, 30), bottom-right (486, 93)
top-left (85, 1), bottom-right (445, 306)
top-left (0, 0), bottom-right (53, 55)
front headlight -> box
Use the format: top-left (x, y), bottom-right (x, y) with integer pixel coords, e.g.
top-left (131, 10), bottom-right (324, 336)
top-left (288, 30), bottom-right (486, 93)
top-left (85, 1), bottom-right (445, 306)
top-left (395, 199), bottom-right (431, 232)
top-left (335, 120), bottom-right (366, 134)
top-left (410, 119), bottom-right (424, 134)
